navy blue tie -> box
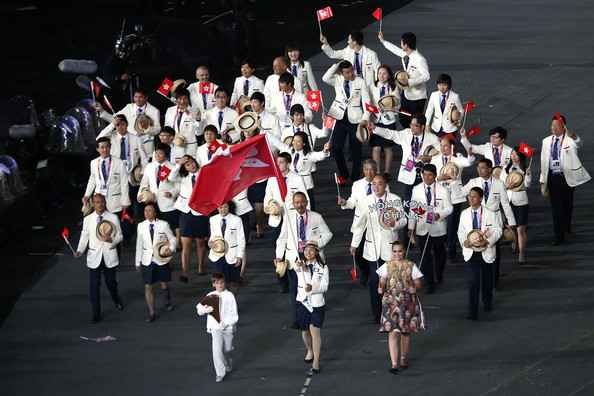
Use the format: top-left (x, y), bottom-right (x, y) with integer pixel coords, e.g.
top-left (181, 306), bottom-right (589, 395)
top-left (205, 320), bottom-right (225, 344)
top-left (473, 211), bottom-right (479, 229)
top-left (218, 111), bottom-right (224, 129)
top-left (244, 79), bottom-right (250, 96)
top-left (191, 174), bottom-right (196, 187)
top-left (426, 186), bottom-right (432, 205)
top-left (380, 86), bottom-right (386, 97)
top-left (176, 111), bottom-right (182, 131)
top-left (101, 160), bottom-right (107, 181)
top-left (150, 223), bottom-right (154, 241)
top-left (440, 94), bottom-right (446, 112)
top-left (354, 52), bottom-right (360, 76)
top-left (157, 165), bottom-right (162, 187)
top-left (483, 181), bottom-right (490, 203)
top-left (552, 138), bottom-right (559, 161)
top-left (299, 215), bottom-right (306, 241)
top-left (221, 218), bottom-right (227, 236)
top-left (412, 137), bottom-right (419, 157)
top-left (344, 80), bottom-right (350, 98)
top-left (291, 65), bottom-right (297, 76)
top-left (366, 183), bottom-right (372, 195)
top-left (120, 137), bottom-right (126, 161)
top-left (404, 55), bottom-right (410, 69)
top-left (494, 148), bottom-right (501, 166)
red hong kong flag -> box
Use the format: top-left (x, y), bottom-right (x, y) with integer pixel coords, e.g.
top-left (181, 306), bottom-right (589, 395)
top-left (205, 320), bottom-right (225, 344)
top-left (334, 173), bottom-right (347, 185)
top-left (158, 165), bottom-right (172, 182)
top-left (91, 81), bottom-right (101, 98)
top-left (199, 82), bottom-right (214, 94)
top-left (464, 101), bottom-right (475, 114)
top-left (208, 140), bottom-right (227, 155)
top-left (441, 133), bottom-right (457, 142)
top-left (157, 78), bottom-right (173, 96)
top-left (365, 103), bottom-right (379, 114)
top-left (306, 100), bottom-right (320, 112)
top-left (317, 6), bottom-right (333, 21)
top-left (399, 109), bottom-right (412, 116)
top-left (62, 227), bottom-right (69, 241)
top-left (350, 268), bottom-right (357, 281)
top-left (122, 210), bottom-right (134, 224)
top-left (466, 125), bottom-right (480, 138)
top-left (306, 91), bottom-right (321, 102)
top-left (189, 134), bottom-right (287, 215)
top-left (372, 7), bottom-right (382, 21)
top-left (519, 142), bottom-right (534, 158)
top-left (323, 116), bottom-right (336, 130)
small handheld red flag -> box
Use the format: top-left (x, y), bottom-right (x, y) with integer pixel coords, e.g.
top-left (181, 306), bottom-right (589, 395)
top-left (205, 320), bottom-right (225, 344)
top-left (555, 113), bottom-right (564, 125)
top-left (464, 101), bottom-right (475, 114)
top-left (372, 7), bottom-right (382, 21)
top-left (103, 95), bottom-right (114, 112)
top-left (62, 227), bottom-right (69, 240)
top-left (306, 101), bottom-right (320, 112)
top-left (323, 116), bottom-right (336, 130)
top-left (365, 103), bottom-right (379, 114)
top-left (208, 140), bottom-right (227, 155)
top-left (519, 142), bottom-right (534, 158)
top-left (122, 210), bottom-right (134, 224)
top-left (317, 6), bottom-right (333, 21)
top-left (158, 166), bottom-right (172, 182)
top-left (441, 133), bottom-right (457, 142)
top-left (306, 91), bottom-right (321, 102)
top-left (91, 81), bottom-right (101, 99)
top-left (466, 125), bottom-right (480, 138)
top-left (62, 227), bottom-right (76, 254)
top-left (157, 78), bottom-right (173, 96)
top-left (334, 173), bottom-right (347, 185)
top-left (199, 83), bottom-right (214, 94)
top-left (399, 110), bottom-right (412, 117)
top-left (350, 268), bottom-right (357, 281)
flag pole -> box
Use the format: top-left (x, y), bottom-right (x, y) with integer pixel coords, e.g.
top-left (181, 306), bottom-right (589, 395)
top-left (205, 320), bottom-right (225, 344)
top-left (317, 18), bottom-right (322, 36)
top-left (62, 235), bottom-right (76, 255)
top-left (379, 10), bottom-right (382, 32)
top-left (90, 82), bottom-right (96, 102)
top-left (352, 254), bottom-right (357, 280)
top-left (334, 173), bottom-right (341, 197)
top-left (417, 223), bottom-right (434, 274)
top-left (528, 156), bottom-right (533, 169)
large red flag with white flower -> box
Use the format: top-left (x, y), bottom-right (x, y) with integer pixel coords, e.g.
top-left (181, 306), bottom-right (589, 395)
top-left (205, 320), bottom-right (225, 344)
top-left (189, 134), bottom-right (287, 215)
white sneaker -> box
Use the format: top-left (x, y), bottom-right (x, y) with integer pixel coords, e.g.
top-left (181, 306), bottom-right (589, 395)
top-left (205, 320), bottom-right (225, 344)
top-left (216, 376), bottom-right (224, 383)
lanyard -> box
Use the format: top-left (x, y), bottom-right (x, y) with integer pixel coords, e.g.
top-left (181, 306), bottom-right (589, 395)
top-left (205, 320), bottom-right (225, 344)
top-left (174, 107), bottom-right (185, 131)
top-left (492, 145), bottom-right (502, 160)
top-left (98, 156), bottom-right (112, 183)
top-left (551, 133), bottom-right (565, 159)
top-left (472, 207), bottom-right (483, 229)
top-left (412, 132), bottom-right (425, 158)
top-left (425, 183), bottom-right (436, 206)
top-left (283, 90), bottom-right (295, 112)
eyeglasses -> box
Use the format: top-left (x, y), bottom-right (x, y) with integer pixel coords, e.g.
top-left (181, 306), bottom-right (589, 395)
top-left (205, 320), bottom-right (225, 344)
top-left (476, 166), bottom-right (489, 170)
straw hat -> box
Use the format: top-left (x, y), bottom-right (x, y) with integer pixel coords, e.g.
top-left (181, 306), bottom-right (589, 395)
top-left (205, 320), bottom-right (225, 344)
top-left (275, 259), bottom-right (288, 277)
top-left (541, 183), bottom-right (550, 198)
top-left (283, 135), bottom-right (294, 146)
top-left (138, 187), bottom-right (156, 203)
top-left (173, 133), bottom-right (186, 147)
top-left (236, 95), bottom-right (252, 113)
top-left (221, 126), bottom-right (238, 145)
top-left (356, 123), bottom-right (370, 143)
top-left (395, 70), bottom-right (409, 90)
top-left (492, 166), bottom-right (502, 179)
top-left (267, 199), bottom-right (283, 220)
top-left (502, 227), bottom-right (516, 243)
top-left (439, 162), bottom-right (461, 183)
top-left (506, 170), bottom-right (525, 192)
top-left (210, 236), bottom-right (228, 257)
top-left (134, 115), bottom-right (154, 134)
top-left (423, 145), bottom-right (439, 157)
top-left (303, 240), bottom-right (321, 252)
top-left (171, 79), bottom-right (186, 96)
top-left (378, 94), bottom-right (399, 112)
top-left (379, 207), bottom-right (400, 230)
top-left (153, 241), bottom-right (174, 263)
top-left (236, 111), bottom-right (259, 133)
top-left (447, 105), bottom-right (462, 124)
top-left (129, 164), bottom-right (143, 186)
top-left (467, 229), bottom-right (487, 252)
top-left (81, 200), bottom-right (93, 217)
top-left (96, 219), bottom-right (116, 242)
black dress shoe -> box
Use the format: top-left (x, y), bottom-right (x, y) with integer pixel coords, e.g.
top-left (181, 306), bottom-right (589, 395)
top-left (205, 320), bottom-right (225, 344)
top-left (198, 272), bottom-right (207, 276)
top-left (483, 305), bottom-right (492, 312)
top-left (115, 301), bottom-right (124, 310)
top-left (511, 246), bottom-right (518, 253)
top-left (424, 288), bottom-right (435, 294)
top-left (565, 225), bottom-right (573, 234)
top-left (91, 316), bottom-right (101, 324)
top-left (383, 172), bottom-right (391, 182)
top-left (465, 314), bottom-right (478, 321)
top-left (436, 274), bottom-right (443, 283)
top-left (389, 367), bottom-right (399, 375)
top-left (312, 367), bottom-right (321, 374)
top-left (145, 314), bottom-right (156, 323)
top-left (304, 358), bottom-right (313, 364)
top-left (179, 275), bottom-right (189, 283)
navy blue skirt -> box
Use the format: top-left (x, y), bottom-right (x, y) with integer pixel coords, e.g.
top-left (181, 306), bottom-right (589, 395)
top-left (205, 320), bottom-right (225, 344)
top-left (141, 263), bottom-right (172, 284)
top-left (369, 121), bottom-right (396, 147)
top-left (510, 203), bottom-right (529, 226)
top-left (180, 211), bottom-right (209, 238)
top-left (296, 302), bottom-right (325, 330)
top-left (161, 209), bottom-right (180, 230)
top-left (247, 182), bottom-right (266, 203)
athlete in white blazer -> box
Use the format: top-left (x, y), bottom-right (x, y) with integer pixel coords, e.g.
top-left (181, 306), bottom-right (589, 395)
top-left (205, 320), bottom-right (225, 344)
top-left (83, 139), bottom-right (130, 214)
top-left (208, 213), bottom-right (246, 265)
top-left (350, 174), bottom-right (406, 322)
top-left (96, 89), bottom-right (162, 155)
top-left (539, 115), bottom-right (591, 244)
top-left (74, 193), bottom-right (123, 322)
top-left (368, 80), bottom-right (398, 127)
top-left (164, 96), bottom-right (201, 157)
top-left (280, 121), bottom-right (328, 149)
top-left (135, 217), bottom-right (176, 266)
top-left (461, 126), bottom-right (513, 167)
top-left (425, 89), bottom-right (463, 135)
top-left (188, 66), bottom-right (219, 112)
top-left (457, 187), bottom-right (502, 320)
top-left (198, 103), bottom-right (239, 136)
top-left (139, 158), bottom-right (180, 214)
top-left (408, 164), bottom-right (453, 292)
top-left (263, 57), bottom-right (304, 110)
top-left (268, 75), bottom-right (312, 128)
top-left (322, 63), bottom-right (371, 124)
top-left (288, 60), bottom-right (318, 92)
top-left (97, 116), bottom-right (148, 173)
top-left (320, 31), bottom-right (381, 86)
top-left (230, 62), bottom-right (265, 107)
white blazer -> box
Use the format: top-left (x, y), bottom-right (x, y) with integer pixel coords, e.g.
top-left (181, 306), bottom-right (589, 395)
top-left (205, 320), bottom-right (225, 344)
top-left (263, 73), bottom-right (304, 110)
top-left (539, 133), bottom-right (591, 187)
top-left (457, 176), bottom-right (517, 226)
top-left (151, 143), bottom-right (185, 165)
top-left (457, 205), bottom-right (502, 263)
top-left (96, 127), bottom-right (149, 173)
top-left (425, 90), bottom-right (464, 133)
top-left (374, 128), bottom-right (441, 185)
top-left (280, 123), bottom-right (329, 149)
top-left (408, 182), bottom-right (453, 237)
top-left (231, 188), bottom-right (253, 216)
top-left (164, 106), bottom-right (200, 157)
top-left (138, 161), bottom-right (180, 213)
top-left (276, 209), bottom-right (332, 270)
top-left (135, 219), bottom-right (176, 266)
top-left (199, 107), bottom-right (239, 136)
top-left (172, 169), bottom-right (203, 216)
top-left (230, 75), bottom-right (265, 107)
top-left (208, 213), bottom-right (246, 265)
top-left (321, 44), bottom-right (381, 86)
top-left (461, 140), bottom-right (513, 168)
top-left (500, 166), bottom-right (531, 206)
top-left (382, 41), bottom-right (429, 101)
top-left (341, 177), bottom-right (384, 232)
top-left (269, 90), bottom-right (312, 128)
top-left (295, 260), bottom-right (328, 307)
top-left (263, 171), bottom-right (310, 227)
top-left (430, 153), bottom-right (474, 204)
top-left (100, 102), bottom-right (162, 155)
top-left (188, 81), bottom-right (219, 112)
top-left (351, 192), bottom-right (407, 262)
top-left (322, 64), bottom-right (371, 124)
top-left (76, 211), bottom-right (122, 269)
top-left (84, 156), bottom-right (130, 213)
top-left (290, 60), bottom-right (318, 92)
top-left (368, 82), bottom-right (398, 126)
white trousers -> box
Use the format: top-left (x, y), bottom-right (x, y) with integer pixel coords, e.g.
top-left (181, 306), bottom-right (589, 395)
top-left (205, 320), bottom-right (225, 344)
top-left (211, 329), bottom-right (234, 377)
